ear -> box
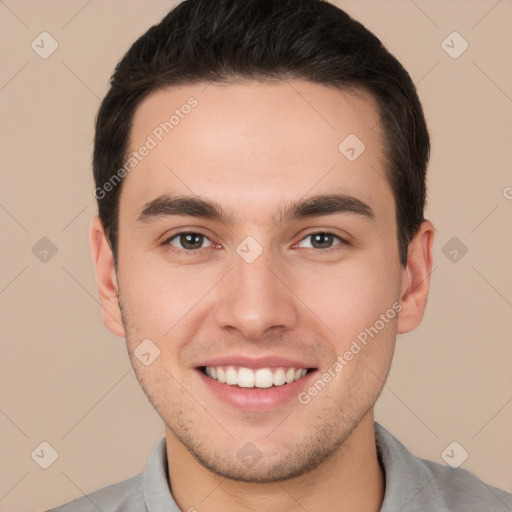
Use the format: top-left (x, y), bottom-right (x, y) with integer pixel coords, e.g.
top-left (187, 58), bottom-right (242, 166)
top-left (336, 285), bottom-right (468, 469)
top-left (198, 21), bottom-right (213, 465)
top-left (89, 216), bottom-right (126, 337)
top-left (397, 220), bottom-right (435, 334)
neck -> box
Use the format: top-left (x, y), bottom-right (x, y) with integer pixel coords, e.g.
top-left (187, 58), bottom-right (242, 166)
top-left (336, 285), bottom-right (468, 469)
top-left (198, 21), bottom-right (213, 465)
top-left (165, 411), bottom-right (385, 512)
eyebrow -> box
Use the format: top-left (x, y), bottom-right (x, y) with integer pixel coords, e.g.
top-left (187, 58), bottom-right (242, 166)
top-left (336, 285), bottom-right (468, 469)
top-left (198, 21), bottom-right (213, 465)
top-left (136, 193), bottom-right (375, 225)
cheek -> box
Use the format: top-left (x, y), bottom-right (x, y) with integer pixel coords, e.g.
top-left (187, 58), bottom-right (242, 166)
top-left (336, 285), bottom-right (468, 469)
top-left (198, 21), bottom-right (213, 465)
top-left (290, 257), bottom-right (401, 342)
top-left (117, 251), bottom-right (220, 338)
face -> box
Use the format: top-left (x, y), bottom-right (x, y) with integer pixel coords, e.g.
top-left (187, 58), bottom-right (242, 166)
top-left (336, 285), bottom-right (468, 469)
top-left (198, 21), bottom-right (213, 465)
top-left (95, 79), bottom-right (426, 482)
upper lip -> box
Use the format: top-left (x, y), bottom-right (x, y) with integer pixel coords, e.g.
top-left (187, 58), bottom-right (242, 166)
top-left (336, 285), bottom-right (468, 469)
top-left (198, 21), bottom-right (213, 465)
top-left (195, 354), bottom-right (317, 370)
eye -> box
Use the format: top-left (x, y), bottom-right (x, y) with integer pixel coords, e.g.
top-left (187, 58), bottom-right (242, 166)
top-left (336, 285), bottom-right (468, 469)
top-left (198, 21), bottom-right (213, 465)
top-left (166, 232), bottom-right (214, 251)
top-left (296, 232), bottom-right (348, 250)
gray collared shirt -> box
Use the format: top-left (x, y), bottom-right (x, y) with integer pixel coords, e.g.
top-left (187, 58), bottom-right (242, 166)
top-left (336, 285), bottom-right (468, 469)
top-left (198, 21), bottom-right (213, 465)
top-left (47, 422), bottom-right (512, 511)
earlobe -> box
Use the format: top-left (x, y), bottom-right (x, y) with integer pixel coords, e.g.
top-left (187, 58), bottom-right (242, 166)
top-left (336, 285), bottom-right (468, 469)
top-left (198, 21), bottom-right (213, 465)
top-left (397, 220), bottom-right (435, 335)
top-left (89, 216), bottom-right (126, 337)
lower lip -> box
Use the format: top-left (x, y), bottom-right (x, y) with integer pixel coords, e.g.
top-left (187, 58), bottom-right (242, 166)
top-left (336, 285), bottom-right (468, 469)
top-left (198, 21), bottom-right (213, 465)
top-left (196, 369), bottom-right (317, 412)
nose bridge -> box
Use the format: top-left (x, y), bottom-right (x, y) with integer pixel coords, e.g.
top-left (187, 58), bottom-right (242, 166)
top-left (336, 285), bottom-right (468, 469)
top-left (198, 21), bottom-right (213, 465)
top-left (213, 242), bottom-right (298, 338)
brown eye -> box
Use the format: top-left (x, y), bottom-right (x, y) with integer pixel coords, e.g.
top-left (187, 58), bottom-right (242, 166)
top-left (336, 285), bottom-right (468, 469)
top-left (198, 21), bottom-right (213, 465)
top-left (168, 232), bottom-right (213, 251)
top-left (298, 232), bottom-right (346, 250)
top-left (311, 233), bottom-right (335, 249)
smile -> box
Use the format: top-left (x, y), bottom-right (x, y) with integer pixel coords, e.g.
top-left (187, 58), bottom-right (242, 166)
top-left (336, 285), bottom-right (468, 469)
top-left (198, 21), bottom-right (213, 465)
top-left (200, 365), bottom-right (313, 389)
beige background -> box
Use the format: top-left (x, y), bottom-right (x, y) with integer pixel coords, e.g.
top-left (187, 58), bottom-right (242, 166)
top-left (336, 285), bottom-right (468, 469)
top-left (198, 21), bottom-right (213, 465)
top-left (0, 1), bottom-right (511, 510)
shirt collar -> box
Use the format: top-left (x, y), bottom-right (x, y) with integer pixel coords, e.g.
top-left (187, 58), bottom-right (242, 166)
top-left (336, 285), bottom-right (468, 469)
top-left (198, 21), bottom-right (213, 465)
top-left (143, 437), bottom-right (180, 512)
top-left (375, 422), bottom-right (442, 511)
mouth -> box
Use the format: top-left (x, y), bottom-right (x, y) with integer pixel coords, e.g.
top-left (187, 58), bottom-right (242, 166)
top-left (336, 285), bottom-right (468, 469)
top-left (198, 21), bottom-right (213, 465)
top-left (198, 365), bottom-right (316, 389)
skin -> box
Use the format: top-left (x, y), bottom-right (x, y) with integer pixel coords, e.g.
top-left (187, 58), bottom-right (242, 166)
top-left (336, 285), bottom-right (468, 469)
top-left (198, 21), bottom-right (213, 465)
top-left (90, 79), bottom-right (434, 512)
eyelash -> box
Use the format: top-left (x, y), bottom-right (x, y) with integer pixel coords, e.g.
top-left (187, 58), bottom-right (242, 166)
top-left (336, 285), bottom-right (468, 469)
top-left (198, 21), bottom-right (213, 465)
top-left (162, 230), bottom-right (351, 255)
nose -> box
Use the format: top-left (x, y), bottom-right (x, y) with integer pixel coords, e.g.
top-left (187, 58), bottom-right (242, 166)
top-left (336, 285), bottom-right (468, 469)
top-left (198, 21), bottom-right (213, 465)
top-left (212, 246), bottom-right (299, 341)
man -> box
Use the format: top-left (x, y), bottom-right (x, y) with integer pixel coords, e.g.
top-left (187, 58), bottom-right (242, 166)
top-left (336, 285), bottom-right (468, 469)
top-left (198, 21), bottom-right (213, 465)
top-left (49, 0), bottom-right (512, 510)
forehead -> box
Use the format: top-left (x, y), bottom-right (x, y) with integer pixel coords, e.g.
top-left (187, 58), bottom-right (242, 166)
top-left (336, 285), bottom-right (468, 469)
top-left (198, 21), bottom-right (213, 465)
top-left (121, 80), bottom-right (392, 222)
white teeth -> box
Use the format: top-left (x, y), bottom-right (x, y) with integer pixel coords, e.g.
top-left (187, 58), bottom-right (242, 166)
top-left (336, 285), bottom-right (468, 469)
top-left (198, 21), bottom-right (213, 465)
top-left (255, 368), bottom-right (274, 388)
top-left (273, 368), bottom-right (286, 386)
top-left (203, 365), bottom-right (310, 388)
top-left (225, 366), bottom-right (238, 385)
top-left (238, 367), bottom-right (255, 388)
